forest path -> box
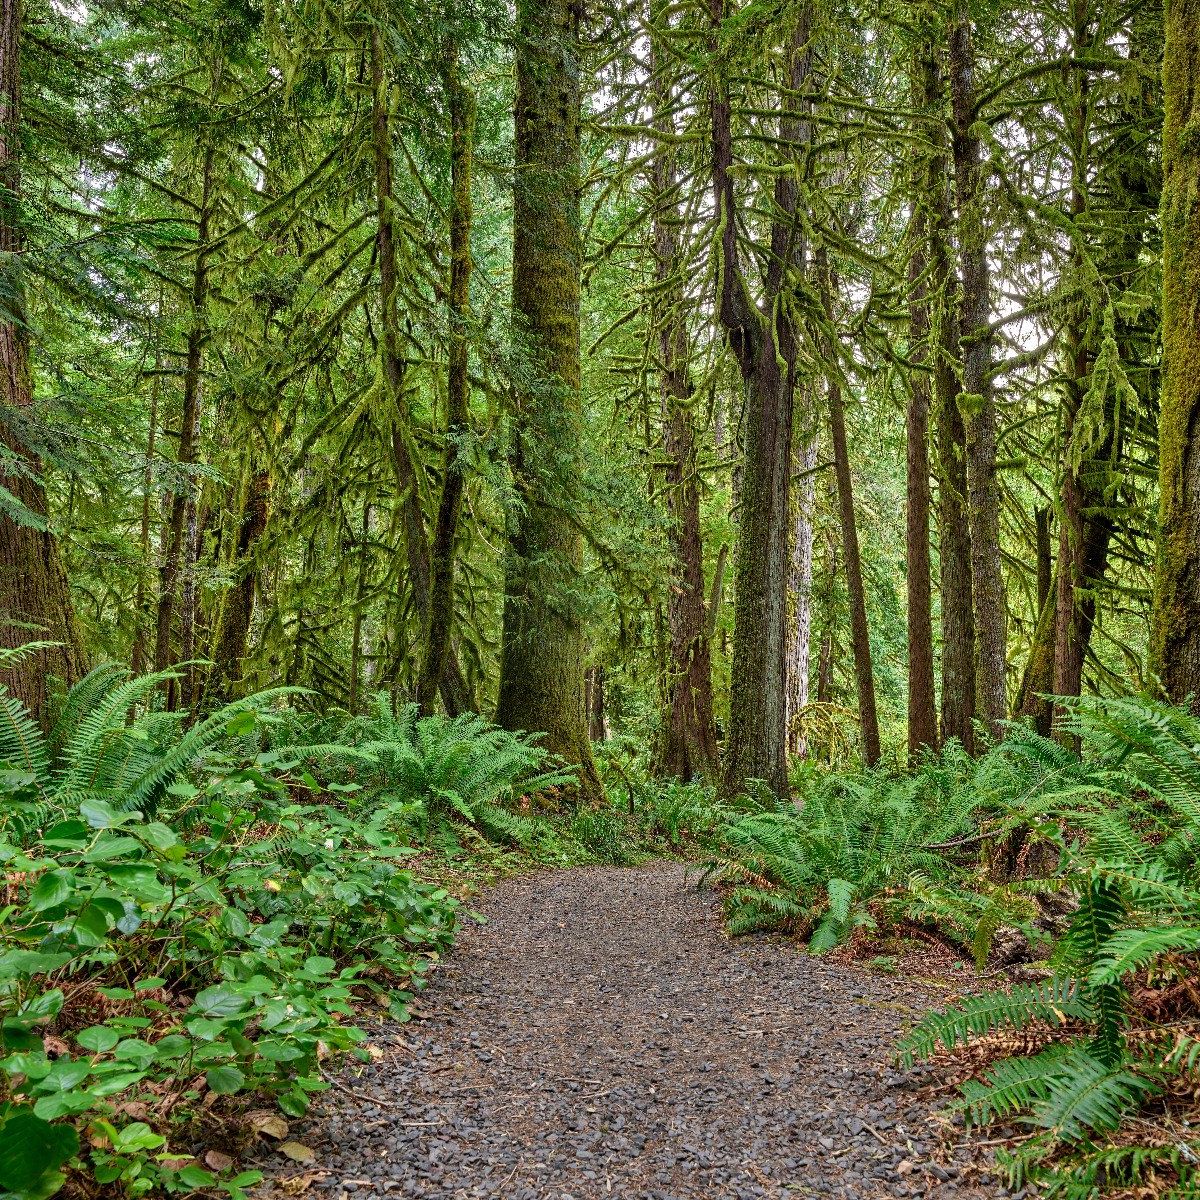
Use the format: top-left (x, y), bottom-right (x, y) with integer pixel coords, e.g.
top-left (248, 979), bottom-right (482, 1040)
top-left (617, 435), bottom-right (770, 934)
top-left (264, 862), bottom-right (1015, 1200)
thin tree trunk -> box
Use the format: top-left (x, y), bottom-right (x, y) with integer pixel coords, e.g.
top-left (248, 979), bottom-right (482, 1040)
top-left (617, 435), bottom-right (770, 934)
top-left (131, 349), bottom-right (161, 675)
top-left (418, 49), bottom-right (476, 715)
top-left (207, 463), bottom-right (270, 701)
top-left (949, 2), bottom-right (1007, 739)
top-left (786, 429), bottom-right (817, 758)
top-left (905, 49), bottom-right (939, 757)
top-left (818, 250), bottom-right (881, 767)
top-left (650, 0), bottom-right (718, 782)
top-left (370, 27), bottom-right (472, 717)
top-left (155, 145), bottom-right (213, 701)
top-left (495, 0), bottom-right (602, 803)
top-left (0, 0), bottom-right (86, 718)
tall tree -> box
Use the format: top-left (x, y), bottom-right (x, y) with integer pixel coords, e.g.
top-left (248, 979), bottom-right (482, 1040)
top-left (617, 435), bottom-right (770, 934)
top-left (904, 38), bottom-right (939, 758)
top-left (495, 0), bottom-right (602, 801)
top-left (418, 49), bottom-right (477, 716)
top-left (0, 0), bottom-right (86, 719)
top-left (709, 0), bottom-right (810, 798)
top-left (949, 0), bottom-right (1006, 740)
top-left (649, 3), bottom-right (719, 782)
top-left (1151, 0), bottom-right (1200, 704)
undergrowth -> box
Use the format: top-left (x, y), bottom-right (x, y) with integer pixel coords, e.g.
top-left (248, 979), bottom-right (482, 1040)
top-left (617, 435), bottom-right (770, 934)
top-left (705, 695), bottom-right (1200, 1197)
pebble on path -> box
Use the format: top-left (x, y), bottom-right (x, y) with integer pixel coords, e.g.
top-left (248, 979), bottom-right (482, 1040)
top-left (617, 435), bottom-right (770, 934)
top-left (260, 862), bottom-right (1018, 1199)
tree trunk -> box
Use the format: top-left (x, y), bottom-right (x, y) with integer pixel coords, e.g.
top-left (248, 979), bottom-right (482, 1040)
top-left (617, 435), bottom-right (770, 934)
top-left (710, 0), bottom-right (809, 799)
top-left (0, 0), bottom-right (86, 718)
top-left (584, 665), bottom-right (607, 743)
top-left (207, 463), bottom-right (270, 701)
top-left (949, 2), bottom-right (1007, 740)
top-left (818, 251), bottom-right (881, 767)
top-left (418, 50), bottom-right (476, 716)
top-left (370, 27), bottom-right (472, 717)
top-left (155, 145), bottom-right (213, 701)
top-left (1151, 0), bottom-right (1200, 699)
top-left (494, 0), bottom-right (602, 803)
top-left (650, 0), bottom-right (719, 783)
top-left (905, 47), bottom-right (939, 758)
top-left (786, 429), bottom-right (817, 758)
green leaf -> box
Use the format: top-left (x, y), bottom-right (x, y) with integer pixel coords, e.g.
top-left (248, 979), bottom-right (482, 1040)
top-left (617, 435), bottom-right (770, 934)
top-left (226, 711), bottom-right (256, 736)
top-left (0, 1108), bottom-right (79, 1192)
top-left (205, 1065), bottom-right (246, 1094)
top-left (177, 1164), bottom-right (216, 1188)
top-left (77, 1026), bottom-right (119, 1053)
top-left (28, 871), bottom-right (72, 913)
top-left (192, 985), bottom-right (252, 1019)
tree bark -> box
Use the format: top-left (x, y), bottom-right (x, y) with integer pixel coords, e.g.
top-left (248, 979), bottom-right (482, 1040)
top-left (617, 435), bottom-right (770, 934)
top-left (905, 45), bottom-right (939, 758)
top-left (495, 0), bottom-right (602, 803)
top-left (818, 250), bottom-right (881, 767)
top-left (0, 0), bottom-right (87, 718)
top-left (710, 0), bottom-right (809, 798)
top-left (207, 463), bottom-right (270, 701)
top-left (155, 145), bottom-right (213, 702)
top-left (786, 429), bottom-right (817, 758)
top-left (650, 0), bottom-right (719, 783)
top-left (949, 2), bottom-right (1007, 740)
top-left (1150, 0), bottom-right (1200, 701)
top-left (418, 50), bottom-right (476, 716)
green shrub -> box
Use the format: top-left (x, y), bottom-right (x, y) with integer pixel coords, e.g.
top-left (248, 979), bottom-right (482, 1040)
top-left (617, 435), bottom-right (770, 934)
top-left (275, 693), bottom-right (576, 845)
top-left (0, 668), bottom-right (459, 1199)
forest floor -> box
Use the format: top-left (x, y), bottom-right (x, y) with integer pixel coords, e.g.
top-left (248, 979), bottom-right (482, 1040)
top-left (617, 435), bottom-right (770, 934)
top-left (260, 862), bottom-right (1021, 1200)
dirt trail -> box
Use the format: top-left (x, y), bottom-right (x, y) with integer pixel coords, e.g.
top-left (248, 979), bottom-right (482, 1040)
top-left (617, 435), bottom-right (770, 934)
top-left (264, 862), bottom-right (1018, 1199)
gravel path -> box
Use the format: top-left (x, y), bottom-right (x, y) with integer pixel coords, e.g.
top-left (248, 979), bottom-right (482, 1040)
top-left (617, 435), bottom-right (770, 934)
top-left (265, 863), bottom-right (1019, 1199)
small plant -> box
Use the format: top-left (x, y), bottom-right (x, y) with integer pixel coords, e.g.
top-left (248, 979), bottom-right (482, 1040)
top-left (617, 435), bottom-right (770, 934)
top-left (0, 667), bottom-right (460, 1199)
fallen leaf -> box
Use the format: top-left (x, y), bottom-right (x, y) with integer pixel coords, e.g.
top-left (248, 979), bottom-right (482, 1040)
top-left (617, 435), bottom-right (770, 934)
top-left (204, 1150), bottom-right (234, 1171)
top-left (249, 1111), bottom-right (290, 1139)
top-left (280, 1173), bottom-right (324, 1195)
top-left (279, 1141), bottom-right (317, 1164)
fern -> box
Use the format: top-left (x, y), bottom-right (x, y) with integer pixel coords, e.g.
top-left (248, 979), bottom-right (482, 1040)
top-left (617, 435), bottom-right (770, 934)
top-left (899, 978), bottom-right (1093, 1064)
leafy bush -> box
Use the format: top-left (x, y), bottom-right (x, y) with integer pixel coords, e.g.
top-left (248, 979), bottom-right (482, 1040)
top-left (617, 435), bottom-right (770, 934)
top-left (0, 668), bottom-right (459, 1199)
top-left (900, 697), bottom-right (1200, 1197)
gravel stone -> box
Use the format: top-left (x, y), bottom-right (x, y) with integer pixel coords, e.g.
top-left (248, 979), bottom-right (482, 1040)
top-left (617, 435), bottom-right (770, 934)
top-left (261, 863), bottom-right (1015, 1198)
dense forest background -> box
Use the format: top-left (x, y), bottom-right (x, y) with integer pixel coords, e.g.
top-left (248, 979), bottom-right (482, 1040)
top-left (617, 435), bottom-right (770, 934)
top-left (3, 0), bottom-right (1198, 797)
top-left (6, 2), bottom-right (1200, 1195)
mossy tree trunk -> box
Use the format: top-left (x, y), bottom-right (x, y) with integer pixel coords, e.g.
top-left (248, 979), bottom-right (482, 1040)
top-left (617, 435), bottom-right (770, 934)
top-left (154, 143), bottom-right (213, 709)
top-left (949, 2), bottom-right (1007, 741)
top-left (1150, 0), bottom-right (1197, 702)
top-left (915, 28), bottom-right (977, 753)
top-left (650, 0), bottom-right (719, 783)
top-left (206, 461), bottom-right (270, 702)
top-left (905, 40), bottom-right (940, 759)
top-left (370, 27), bottom-right (472, 717)
top-left (0, 0), bottom-right (87, 719)
top-left (418, 49), bottom-right (476, 717)
top-left (495, 0), bottom-right (602, 804)
top-left (817, 249), bottom-right (881, 767)
top-left (710, 0), bottom-right (810, 798)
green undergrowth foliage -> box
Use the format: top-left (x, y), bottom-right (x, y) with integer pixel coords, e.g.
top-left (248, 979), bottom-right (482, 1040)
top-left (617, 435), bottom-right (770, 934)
top-left (707, 699), bottom-right (1200, 1193)
top-left (0, 669), bottom-right (606, 1200)
top-left (891, 697), bottom-right (1200, 1198)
